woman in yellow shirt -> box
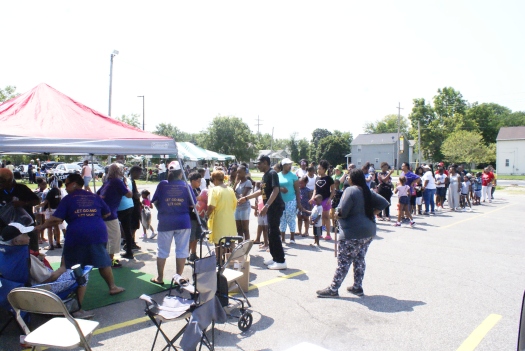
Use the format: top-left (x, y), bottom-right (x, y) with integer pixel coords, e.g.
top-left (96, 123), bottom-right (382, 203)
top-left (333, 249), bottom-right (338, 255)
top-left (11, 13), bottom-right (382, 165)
top-left (207, 170), bottom-right (237, 245)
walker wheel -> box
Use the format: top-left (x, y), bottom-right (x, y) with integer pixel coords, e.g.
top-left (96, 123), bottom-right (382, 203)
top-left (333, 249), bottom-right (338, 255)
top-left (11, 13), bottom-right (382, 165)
top-left (238, 312), bottom-right (253, 332)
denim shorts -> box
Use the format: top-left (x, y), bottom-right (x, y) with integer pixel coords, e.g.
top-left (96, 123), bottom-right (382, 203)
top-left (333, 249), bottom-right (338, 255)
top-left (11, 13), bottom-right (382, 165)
top-left (83, 176), bottom-right (92, 186)
top-left (436, 187), bottom-right (447, 197)
top-left (234, 205), bottom-right (251, 221)
top-left (63, 243), bottom-right (111, 269)
top-left (257, 215), bottom-right (268, 226)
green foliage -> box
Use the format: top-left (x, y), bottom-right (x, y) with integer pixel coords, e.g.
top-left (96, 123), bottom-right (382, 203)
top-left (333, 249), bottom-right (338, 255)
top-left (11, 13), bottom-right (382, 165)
top-left (441, 130), bottom-right (493, 165)
top-left (298, 138), bottom-right (309, 161)
top-left (254, 133), bottom-right (287, 151)
top-left (0, 85), bottom-right (19, 103)
top-left (154, 123), bottom-right (196, 142)
top-left (289, 133), bottom-right (299, 163)
top-left (200, 116), bottom-right (256, 162)
top-left (465, 103), bottom-right (511, 145)
top-left (364, 114), bottom-right (410, 136)
top-left (309, 128), bottom-right (332, 160)
top-left (116, 114), bottom-right (141, 129)
top-left (313, 134), bottom-right (351, 166)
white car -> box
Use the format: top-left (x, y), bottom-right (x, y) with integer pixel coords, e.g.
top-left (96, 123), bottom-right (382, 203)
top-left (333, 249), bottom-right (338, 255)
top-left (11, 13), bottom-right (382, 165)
top-left (49, 163), bottom-right (82, 180)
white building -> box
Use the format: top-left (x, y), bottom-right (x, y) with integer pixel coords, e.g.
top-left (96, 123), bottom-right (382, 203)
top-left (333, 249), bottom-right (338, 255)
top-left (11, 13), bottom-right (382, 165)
top-left (496, 126), bottom-right (525, 175)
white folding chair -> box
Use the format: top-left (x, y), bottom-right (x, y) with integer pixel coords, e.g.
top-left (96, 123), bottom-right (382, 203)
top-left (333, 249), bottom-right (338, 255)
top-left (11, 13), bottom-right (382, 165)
top-left (7, 287), bottom-right (99, 351)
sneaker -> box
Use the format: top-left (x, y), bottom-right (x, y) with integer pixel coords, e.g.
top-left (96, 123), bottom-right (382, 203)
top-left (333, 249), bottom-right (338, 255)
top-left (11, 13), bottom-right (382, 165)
top-left (324, 235), bottom-right (332, 240)
top-left (149, 232), bottom-right (157, 239)
top-left (131, 244), bottom-right (141, 251)
top-left (289, 239), bottom-right (296, 244)
top-left (430, 212), bottom-right (436, 215)
top-left (316, 287), bottom-right (339, 298)
top-left (423, 212), bottom-right (430, 216)
top-left (121, 253), bottom-right (134, 260)
top-left (410, 221), bottom-right (415, 227)
top-left (264, 259), bottom-right (275, 266)
top-left (268, 262), bottom-right (287, 270)
top-left (393, 222), bottom-right (401, 227)
top-left (315, 245), bottom-right (322, 251)
top-left (72, 310), bottom-right (95, 319)
top-left (111, 259), bottom-right (122, 268)
top-left (188, 253), bottom-right (197, 262)
top-left (347, 286), bottom-right (364, 296)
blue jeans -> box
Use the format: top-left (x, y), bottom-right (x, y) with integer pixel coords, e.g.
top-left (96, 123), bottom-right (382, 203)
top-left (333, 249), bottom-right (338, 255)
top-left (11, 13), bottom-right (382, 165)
top-left (423, 188), bottom-right (436, 213)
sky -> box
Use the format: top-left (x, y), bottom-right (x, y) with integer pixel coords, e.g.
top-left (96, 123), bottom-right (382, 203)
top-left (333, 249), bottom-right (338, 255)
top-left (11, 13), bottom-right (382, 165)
top-left (2, 1), bottom-right (524, 142)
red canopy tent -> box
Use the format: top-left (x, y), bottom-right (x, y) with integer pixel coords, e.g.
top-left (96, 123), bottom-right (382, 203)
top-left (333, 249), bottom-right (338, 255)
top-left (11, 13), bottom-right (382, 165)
top-left (0, 83), bottom-right (177, 155)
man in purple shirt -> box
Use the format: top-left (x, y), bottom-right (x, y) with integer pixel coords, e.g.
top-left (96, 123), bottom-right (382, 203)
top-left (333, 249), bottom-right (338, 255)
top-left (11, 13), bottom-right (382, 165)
top-left (97, 163), bottom-right (132, 267)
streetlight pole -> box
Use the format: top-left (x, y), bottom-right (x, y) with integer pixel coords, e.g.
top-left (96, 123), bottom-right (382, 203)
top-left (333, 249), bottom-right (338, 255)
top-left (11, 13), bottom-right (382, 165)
top-left (137, 95), bottom-right (145, 130)
top-left (108, 50), bottom-right (119, 116)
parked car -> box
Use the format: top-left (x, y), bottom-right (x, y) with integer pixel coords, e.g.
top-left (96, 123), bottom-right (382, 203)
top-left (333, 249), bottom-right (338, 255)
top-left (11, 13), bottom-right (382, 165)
top-left (41, 161), bottom-right (64, 174)
top-left (48, 163), bottom-right (82, 181)
top-left (76, 162), bottom-right (104, 178)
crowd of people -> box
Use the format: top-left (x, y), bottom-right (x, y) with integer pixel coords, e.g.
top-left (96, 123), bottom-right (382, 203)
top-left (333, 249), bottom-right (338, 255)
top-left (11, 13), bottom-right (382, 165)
top-left (0, 155), bottom-right (500, 312)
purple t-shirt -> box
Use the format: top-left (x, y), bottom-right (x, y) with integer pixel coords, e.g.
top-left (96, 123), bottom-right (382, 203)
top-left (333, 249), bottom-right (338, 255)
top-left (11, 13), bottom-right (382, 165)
top-left (152, 180), bottom-right (195, 231)
top-left (53, 189), bottom-right (110, 247)
top-left (97, 178), bottom-right (129, 220)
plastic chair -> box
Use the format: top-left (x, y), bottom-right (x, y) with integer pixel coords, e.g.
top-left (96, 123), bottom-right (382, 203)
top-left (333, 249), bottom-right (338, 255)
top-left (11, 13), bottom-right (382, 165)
top-left (8, 287), bottom-right (99, 351)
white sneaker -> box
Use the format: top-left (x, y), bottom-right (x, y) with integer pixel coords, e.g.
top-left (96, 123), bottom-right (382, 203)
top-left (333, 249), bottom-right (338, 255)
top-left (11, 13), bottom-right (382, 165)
top-left (289, 240), bottom-right (296, 244)
top-left (149, 232), bottom-right (157, 239)
top-left (264, 259), bottom-right (275, 266)
top-left (268, 262), bottom-right (287, 270)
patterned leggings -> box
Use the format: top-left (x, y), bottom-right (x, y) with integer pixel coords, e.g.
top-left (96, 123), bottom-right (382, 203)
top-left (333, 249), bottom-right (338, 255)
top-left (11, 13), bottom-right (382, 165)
top-left (279, 200), bottom-right (297, 233)
top-left (330, 237), bottom-right (372, 291)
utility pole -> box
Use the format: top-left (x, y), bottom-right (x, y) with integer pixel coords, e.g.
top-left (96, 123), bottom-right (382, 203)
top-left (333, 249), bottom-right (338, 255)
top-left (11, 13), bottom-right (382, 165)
top-left (270, 127), bottom-right (274, 152)
top-left (108, 50), bottom-right (119, 116)
top-left (255, 115), bottom-right (263, 136)
top-left (418, 121), bottom-right (422, 166)
top-left (137, 95), bottom-right (145, 130)
top-left (396, 102), bottom-right (403, 170)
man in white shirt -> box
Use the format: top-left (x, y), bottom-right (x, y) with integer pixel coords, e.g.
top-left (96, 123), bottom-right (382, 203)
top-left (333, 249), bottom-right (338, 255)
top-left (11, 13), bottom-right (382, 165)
top-left (203, 163), bottom-right (211, 187)
top-left (158, 162), bottom-right (166, 181)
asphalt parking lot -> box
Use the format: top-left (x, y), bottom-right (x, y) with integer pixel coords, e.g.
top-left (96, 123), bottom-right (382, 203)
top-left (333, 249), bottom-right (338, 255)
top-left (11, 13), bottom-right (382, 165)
top-left (2, 186), bottom-right (524, 351)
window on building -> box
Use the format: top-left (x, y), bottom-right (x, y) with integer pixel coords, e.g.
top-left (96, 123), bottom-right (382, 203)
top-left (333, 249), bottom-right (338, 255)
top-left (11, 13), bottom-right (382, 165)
top-left (375, 158), bottom-right (379, 164)
top-left (357, 159), bottom-right (361, 166)
top-left (357, 145), bottom-right (362, 152)
top-left (505, 159), bottom-right (509, 167)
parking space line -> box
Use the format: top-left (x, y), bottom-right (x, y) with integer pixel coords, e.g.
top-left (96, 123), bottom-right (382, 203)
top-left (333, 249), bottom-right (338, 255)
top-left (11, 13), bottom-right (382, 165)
top-left (456, 314), bottom-right (502, 351)
top-left (247, 270), bottom-right (307, 291)
top-left (439, 204), bottom-right (512, 230)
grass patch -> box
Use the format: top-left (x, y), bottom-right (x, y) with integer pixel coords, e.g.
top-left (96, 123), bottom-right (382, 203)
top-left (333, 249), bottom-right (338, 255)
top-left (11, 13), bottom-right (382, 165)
top-left (497, 175), bottom-right (525, 180)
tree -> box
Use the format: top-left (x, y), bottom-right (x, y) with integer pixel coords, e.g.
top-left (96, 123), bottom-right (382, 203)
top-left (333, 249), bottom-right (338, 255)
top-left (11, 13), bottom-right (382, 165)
top-left (364, 114), bottom-right (410, 136)
top-left (313, 133), bottom-right (352, 166)
top-left (154, 123), bottom-right (194, 142)
top-left (465, 103), bottom-right (511, 145)
top-left (441, 130), bottom-right (493, 165)
top-left (0, 85), bottom-right (19, 103)
top-left (116, 113), bottom-right (141, 128)
top-left (289, 133), bottom-right (299, 163)
top-left (298, 138), bottom-right (309, 161)
top-left (309, 128), bottom-right (332, 160)
top-left (200, 116), bottom-right (256, 162)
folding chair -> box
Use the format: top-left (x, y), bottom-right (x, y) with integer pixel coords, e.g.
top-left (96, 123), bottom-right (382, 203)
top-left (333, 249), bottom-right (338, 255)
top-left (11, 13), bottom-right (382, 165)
top-left (142, 253), bottom-right (226, 351)
top-left (8, 287), bottom-right (99, 351)
top-left (217, 237), bottom-right (254, 332)
top-left (0, 243), bottom-right (30, 336)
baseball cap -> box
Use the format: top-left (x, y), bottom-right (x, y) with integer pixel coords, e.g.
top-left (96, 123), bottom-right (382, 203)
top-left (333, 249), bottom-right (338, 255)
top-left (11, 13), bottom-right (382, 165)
top-left (0, 223), bottom-right (34, 242)
top-left (168, 161), bottom-right (181, 170)
top-left (255, 155), bottom-right (270, 164)
top-left (281, 158), bottom-right (293, 165)
top-left (335, 165), bottom-right (343, 171)
top-left (422, 164), bottom-right (431, 170)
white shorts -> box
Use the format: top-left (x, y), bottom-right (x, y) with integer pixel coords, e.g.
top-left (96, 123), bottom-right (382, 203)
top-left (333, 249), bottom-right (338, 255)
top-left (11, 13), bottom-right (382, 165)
top-left (104, 219), bottom-right (121, 255)
top-left (157, 229), bottom-right (191, 259)
top-left (415, 197), bottom-right (422, 206)
top-left (257, 215), bottom-right (268, 226)
top-left (44, 208), bottom-right (55, 220)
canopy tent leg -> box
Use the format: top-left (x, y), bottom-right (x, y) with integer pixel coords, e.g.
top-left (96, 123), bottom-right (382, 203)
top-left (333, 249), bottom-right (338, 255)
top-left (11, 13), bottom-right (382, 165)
top-left (90, 154), bottom-right (97, 192)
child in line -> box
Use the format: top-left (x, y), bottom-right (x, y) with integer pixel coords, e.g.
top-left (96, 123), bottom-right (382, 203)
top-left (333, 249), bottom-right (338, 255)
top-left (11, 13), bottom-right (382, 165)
top-left (473, 172), bottom-right (482, 205)
top-left (253, 182), bottom-right (269, 250)
top-left (330, 179), bottom-right (343, 234)
top-left (460, 175), bottom-right (472, 211)
top-left (140, 189), bottom-right (156, 239)
top-left (297, 176), bottom-right (312, 237)
top-left (393, 176), bottom-right (415, 227)
top-left (307, 194), bottom-right (324, 250)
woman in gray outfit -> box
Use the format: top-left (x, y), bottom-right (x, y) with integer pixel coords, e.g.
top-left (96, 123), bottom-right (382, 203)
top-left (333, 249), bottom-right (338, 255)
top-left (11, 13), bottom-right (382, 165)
top-left (317, 168), bottom-right (389, 298)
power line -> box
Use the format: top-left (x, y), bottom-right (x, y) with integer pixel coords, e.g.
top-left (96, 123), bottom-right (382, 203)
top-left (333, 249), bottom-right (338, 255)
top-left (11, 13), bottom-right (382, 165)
top-left (255, 115), bottom-right (263, 135)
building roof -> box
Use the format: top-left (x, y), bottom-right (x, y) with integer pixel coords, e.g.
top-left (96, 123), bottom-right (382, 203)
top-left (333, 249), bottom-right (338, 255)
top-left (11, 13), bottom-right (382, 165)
top-left (351, 133), bottom-right (399, 145)
top-left (496, 126), bottom-right (525, 141)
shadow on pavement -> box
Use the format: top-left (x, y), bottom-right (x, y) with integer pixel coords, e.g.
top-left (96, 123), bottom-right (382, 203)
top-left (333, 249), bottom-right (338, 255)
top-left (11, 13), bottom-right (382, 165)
top-left (340, 294), bottom-right (426, 313)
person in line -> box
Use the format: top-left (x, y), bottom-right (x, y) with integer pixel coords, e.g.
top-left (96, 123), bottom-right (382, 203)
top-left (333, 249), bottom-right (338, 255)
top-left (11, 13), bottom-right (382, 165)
top-left (207, 170), bottom-right (237, 250)
top-left (203, 163), bottom-right (211, 188)
top-left (488, 165), bottom-right (497, 200)
top-left (309, 160), bottom-right (335, 240)
top-left (435, 166), bottom-right (447, 210)
top-left (297, 176), bottom-right (312, 237)
top-left (35, 173), bottom-right (125, 296)
top-left (81, 160), bottom-right (92, 192)
top-left (233, 165), bottom-right (253, 241)
top-left (421, 164), bottom-right (437, 215)
top-left (400, 162), bottom-right (421, 214)
top-left (460, 175), bottom-right (472, 211)
top-left (447, 165), bottom-right (461, 211)
top-left (97, 163), bottom-right (132, 268)
top-left (151, 161), bottom-right (195, 285)
top-left (198, 168), bottom-right (207, 191)
top-left (28, 160), bottom-right (35, 184)
top-left (473, 172), bottom-right (482, 205)
top-left (308, 194), bottom-right (324, 250)
top-left (481, 167), bottom-right (495, 203)
top-left (278, 158), bottom-right (301, 244)
top-left (377, 162), bottom-right (393, 221)
top-left (295, 159), bottom-right (308, 178)
top-left (188, 171), bottom-right (203, 262)
top-left (128, 166), bottom-right (143, 249)
top-left (34, 178), bottom-right (49, 245)
top-left (253, 181), bottom-right (269, 250)
top-left (35, 176), bottom-right (62, 250)
top-left (1, 223), bottom-right (94, 319)
top-left (140, 189), bottom-right (156, 239)
top-left (393, 176), bottom-right (415, 227)
top-left (238, 155), bottom-right (286, 270)
top-left (316, 169), bottom-right (389, 298)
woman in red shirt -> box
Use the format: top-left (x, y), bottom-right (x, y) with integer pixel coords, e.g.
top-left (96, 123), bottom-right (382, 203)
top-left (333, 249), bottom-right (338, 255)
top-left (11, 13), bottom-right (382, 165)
top-left (481, 167), bottom-right (494, 203)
